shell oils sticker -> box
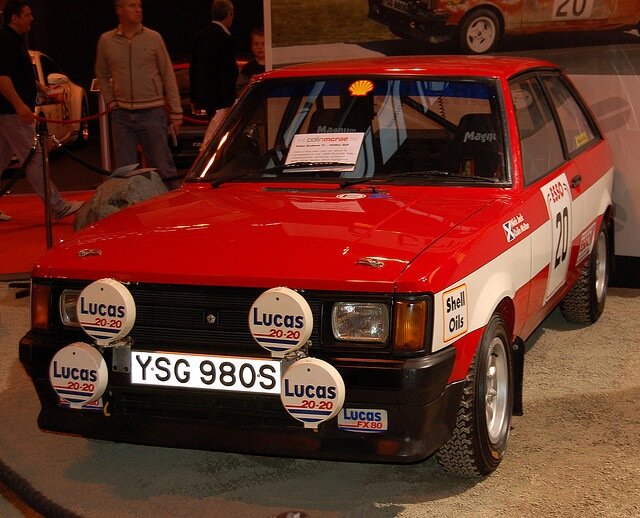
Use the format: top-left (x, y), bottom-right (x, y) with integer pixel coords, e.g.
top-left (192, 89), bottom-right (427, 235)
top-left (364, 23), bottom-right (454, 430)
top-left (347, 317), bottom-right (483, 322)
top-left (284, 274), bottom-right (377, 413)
top-left (77, 278), bottom-right (136, 345)
top-left (338, 408), bottom-right (388, 433)
top-left (49, 342), bottom-right (109, 409)
top-left (281, 357), bottom-right (345, 429)
top-left (249, 287), bottom-right (313, 358)
top-left (502, 213), bottom-right (530, 243)
top-left (577, 222), bottom-right (596, 264)
top-left (443, 284), bottom-right (468, 343)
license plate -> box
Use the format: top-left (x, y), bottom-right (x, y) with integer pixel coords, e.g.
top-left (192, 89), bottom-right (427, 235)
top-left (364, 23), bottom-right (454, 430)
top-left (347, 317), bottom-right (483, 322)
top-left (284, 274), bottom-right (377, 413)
top-left (382, 0), bottom-right (409, 13)
top-left (131, 350), bottom-right (281, 394)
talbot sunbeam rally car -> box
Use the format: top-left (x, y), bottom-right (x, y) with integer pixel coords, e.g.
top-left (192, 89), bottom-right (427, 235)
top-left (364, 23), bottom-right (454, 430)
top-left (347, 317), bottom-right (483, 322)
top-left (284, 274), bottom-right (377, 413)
top-left (20, 56), bottom-right (614, 476)
top-left (368, 0), bottom-right (639, 54)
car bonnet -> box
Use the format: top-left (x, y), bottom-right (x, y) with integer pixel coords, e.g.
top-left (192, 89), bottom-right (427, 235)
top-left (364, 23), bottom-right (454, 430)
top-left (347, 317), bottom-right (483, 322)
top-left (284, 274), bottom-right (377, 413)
top-left (34, 185), bottom-right (495, 291)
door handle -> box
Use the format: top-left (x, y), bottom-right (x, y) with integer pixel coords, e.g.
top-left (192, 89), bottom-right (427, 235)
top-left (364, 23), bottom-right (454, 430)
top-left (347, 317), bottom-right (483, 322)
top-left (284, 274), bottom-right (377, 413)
top-left (571, 175), bottom-right (582, 188)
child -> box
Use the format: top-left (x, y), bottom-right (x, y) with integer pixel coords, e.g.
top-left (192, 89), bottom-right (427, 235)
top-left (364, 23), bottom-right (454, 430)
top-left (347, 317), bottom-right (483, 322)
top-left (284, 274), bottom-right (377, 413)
top-left (236, 28), bottom-right (265, 94)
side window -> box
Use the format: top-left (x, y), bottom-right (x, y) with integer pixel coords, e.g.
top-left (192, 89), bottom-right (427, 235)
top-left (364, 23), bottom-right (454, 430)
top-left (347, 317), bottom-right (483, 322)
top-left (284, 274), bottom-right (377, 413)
top-left (541, 74), bottom-right (597, 155)
top-left (511, 76), bottom-right (564, 185)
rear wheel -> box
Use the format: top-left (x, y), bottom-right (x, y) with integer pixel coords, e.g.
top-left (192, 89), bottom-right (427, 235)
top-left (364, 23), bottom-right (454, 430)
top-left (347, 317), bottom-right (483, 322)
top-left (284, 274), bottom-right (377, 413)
top-left (436, 313), bottom-right (513, 476)
top-left (560, 223), bottom-right (609, 324)
top-left (459, 9), bottom-right (501, 54)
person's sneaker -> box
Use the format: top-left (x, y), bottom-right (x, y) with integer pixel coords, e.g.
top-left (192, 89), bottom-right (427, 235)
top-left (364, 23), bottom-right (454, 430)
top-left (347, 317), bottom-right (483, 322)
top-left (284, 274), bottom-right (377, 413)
top-left (0, 210), bottom-right (11, 221)
top-left (55, 200), bottom-right (84, 220)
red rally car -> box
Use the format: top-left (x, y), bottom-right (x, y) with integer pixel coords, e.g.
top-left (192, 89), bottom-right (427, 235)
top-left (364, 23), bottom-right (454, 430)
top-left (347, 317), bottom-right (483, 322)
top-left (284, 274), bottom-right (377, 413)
top-left (19, 56), bottom-right (614, 476)
top-left (368, 0), bottom-right (640, 54)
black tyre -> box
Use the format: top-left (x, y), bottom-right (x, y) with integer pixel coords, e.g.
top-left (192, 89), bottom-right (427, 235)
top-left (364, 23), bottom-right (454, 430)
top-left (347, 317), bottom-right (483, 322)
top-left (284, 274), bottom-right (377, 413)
top-left (560, 223), bottom-right (609, 324)
top-left (459, 9), bottom-right (501, 54)
top-left (436, 313), bottom-right (513, 476)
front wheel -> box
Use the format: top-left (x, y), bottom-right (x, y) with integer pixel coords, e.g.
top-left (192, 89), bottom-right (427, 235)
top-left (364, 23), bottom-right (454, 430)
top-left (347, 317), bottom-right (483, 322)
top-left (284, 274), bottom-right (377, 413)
top-left (436, 313), bottom-right (513, 476)
top-left (459, 9), bottom-right (501, 54)
top-left (560, 222), bottom-right (609, 324)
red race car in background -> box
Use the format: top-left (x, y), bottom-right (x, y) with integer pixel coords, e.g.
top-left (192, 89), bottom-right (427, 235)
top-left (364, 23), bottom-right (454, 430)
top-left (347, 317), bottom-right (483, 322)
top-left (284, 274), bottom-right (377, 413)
top-left (20, 55), bottom-right (613, 476)
top-left (30, 50), bottom-right (89, 146)
top-left (368, 0), bottom-right (639, 54)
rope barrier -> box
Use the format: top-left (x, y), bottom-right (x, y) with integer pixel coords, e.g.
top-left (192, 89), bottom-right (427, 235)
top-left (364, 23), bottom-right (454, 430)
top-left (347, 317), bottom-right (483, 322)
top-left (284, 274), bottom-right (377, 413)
top-left (0, 458), bottom-right (82, 518)
top-left (2, 103), bottom-right (197, 194)
top-left (1, 135), bottom-right (188, 192)
top-left (35, 106), bottom-right (209, 126)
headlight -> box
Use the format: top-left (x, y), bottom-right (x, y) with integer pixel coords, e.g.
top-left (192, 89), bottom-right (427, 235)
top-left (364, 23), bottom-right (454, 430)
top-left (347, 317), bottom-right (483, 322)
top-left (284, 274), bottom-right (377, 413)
top-left (331, 302), bottom-right (389, 342)
top-left (59, 289), bottom-right (81, 327)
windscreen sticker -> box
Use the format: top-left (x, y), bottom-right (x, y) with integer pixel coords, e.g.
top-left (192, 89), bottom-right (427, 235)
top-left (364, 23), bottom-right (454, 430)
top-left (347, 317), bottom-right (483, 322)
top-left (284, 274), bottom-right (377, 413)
top-left (285, 133), bottom-right (365, 170)
top-left (443, 284), bottom-right (468, 343)
top-left (575, 131), bottom-right (589, 148)
top-left (349, 80), bottom-right (374, 97)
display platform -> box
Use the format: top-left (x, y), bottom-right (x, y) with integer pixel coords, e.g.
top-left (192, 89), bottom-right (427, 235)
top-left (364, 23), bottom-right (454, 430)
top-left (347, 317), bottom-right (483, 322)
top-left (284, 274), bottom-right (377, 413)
top-left (0, 192), bottom-right (93, 280)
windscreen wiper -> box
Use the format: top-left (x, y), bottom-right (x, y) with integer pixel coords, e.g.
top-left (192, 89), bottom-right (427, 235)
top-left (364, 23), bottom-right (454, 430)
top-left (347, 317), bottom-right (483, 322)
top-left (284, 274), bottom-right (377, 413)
top-left (274, 161), bottom-right (356, 173)
top-left (210, 171), bottom-right (261, 188)
top-left (338, 170), bottom-right (450, 188)
top-left (388, 170), bottom-right (501, 183)
top-left (389, 170), bottom-right (451, 178)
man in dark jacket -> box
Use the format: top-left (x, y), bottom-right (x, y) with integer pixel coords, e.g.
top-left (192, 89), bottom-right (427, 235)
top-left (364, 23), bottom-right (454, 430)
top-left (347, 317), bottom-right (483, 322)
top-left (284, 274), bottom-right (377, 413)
top-left (190, 0), bottom-right (238, 124)
top-left (0, 0), bottom-right (83, 221)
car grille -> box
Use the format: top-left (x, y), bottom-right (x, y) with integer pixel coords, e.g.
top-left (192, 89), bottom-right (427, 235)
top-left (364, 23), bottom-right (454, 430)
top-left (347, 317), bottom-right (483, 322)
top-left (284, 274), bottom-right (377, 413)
top-left (127, 284), bottom-right (323, 356)
top-left (49, 281), bottom-right (393, 356)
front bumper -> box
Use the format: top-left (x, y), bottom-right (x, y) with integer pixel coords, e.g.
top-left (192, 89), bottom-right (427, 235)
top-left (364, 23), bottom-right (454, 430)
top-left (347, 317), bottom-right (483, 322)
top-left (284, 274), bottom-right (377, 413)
top-left (368, 0), bottom-right (453, 41)
top-left (20, 332), bottom-right (460, 463)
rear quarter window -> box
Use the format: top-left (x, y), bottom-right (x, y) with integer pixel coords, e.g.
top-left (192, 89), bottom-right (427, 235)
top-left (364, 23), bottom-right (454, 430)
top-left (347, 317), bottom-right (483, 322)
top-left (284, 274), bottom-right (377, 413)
top-left (541, 74), bottom-right (597, 156)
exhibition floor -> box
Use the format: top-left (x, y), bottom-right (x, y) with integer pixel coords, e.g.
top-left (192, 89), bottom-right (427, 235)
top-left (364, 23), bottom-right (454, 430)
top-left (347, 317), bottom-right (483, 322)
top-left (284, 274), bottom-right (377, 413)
top-left (0, 137), bottom-right (105, 280)
top-left (0, 192), bottom-right (93, 280)
top-left (1, 137), bottom-right (639, 516)
top-left (1, 283), bottom-right (639, 517)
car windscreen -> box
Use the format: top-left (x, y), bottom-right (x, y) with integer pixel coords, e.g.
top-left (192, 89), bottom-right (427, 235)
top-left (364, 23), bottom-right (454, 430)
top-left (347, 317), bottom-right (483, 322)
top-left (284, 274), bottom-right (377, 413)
top-left (188, 76), bottom-right (507, 186)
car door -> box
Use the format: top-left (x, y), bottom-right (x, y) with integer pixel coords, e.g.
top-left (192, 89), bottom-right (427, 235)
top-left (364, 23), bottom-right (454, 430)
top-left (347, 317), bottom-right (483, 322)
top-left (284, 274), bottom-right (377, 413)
top-left (509, 72), bottom-right (582, 337)
top-left (521, 0), bottom-right (615, 29)
top-left (538, 71), bottom-right (611, 276)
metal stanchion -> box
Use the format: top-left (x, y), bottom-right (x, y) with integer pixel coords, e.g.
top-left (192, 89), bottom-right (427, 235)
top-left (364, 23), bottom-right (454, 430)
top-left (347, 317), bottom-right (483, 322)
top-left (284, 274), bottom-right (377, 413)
top-left (37, 111), bottom-right (53, 249)
top-left (95, 87), bottom-right (111, 172)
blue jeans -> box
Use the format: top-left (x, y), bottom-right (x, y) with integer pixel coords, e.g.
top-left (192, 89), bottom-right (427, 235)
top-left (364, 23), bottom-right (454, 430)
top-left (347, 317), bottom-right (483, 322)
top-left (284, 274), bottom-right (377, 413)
top-left (0, 114), bottom-right (67, 213)
top-left (110, 107), bottom-right (180, 189)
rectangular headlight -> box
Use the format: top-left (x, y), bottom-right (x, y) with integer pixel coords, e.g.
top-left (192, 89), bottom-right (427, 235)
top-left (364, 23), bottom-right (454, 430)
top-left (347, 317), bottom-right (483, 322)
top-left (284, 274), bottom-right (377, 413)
top-left (331, 302), bottom-right (389, 342)
top-left (59, 289), bottom-right (81, 327)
